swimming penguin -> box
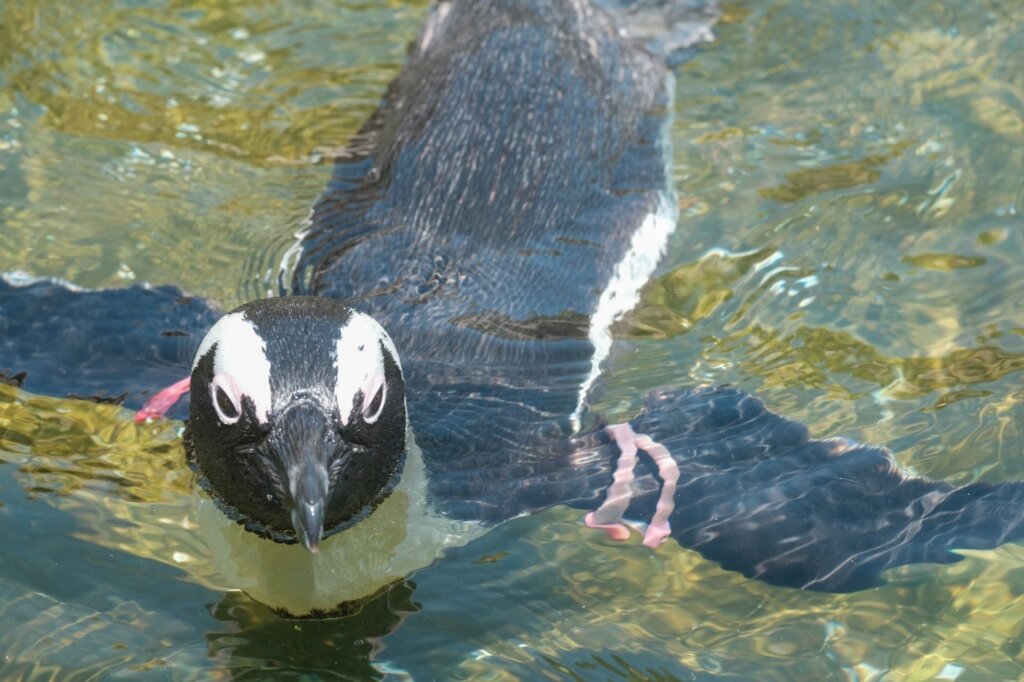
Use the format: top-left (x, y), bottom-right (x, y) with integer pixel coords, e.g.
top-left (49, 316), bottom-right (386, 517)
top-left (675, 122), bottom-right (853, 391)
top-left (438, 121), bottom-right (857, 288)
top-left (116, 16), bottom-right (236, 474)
top-left (185, 298), bottom-right (407, 551)
top-left (2, 0), bottom-right (1024, 617)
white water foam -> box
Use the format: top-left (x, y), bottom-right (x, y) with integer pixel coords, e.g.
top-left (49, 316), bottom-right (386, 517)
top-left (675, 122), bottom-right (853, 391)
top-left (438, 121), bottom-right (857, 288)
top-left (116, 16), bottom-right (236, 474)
top-left (275, 198), bottom-right (317, 294)
top-left (2, 270), bottom-right (102, 292)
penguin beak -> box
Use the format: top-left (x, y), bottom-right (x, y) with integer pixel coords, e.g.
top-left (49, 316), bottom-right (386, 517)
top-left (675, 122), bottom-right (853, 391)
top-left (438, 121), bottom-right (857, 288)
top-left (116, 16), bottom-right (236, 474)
top-left (266, 400), bottom-right (337, 553)
top-left (290, 464), bottom-right (327, 553)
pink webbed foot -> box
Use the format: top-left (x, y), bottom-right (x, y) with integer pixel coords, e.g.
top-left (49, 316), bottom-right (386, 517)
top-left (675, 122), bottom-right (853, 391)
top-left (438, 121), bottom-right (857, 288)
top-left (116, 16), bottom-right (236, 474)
top-left (584, 423), bottom-right (679, 549)
top-left (134, 377), bottom-right (191, 423)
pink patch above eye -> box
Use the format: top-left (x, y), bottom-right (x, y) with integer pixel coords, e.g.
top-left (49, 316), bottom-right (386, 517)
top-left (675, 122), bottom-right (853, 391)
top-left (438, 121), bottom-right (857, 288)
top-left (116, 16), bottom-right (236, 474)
top-left (135, 377), bottom-right (191, 423)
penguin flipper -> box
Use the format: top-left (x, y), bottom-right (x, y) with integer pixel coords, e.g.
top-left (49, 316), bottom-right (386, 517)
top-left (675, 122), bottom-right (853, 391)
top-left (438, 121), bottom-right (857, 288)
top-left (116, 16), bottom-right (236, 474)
top-left (578, 386), bottom-right (1024, 592)
top-left (0, 274), bottom-right (219, 419)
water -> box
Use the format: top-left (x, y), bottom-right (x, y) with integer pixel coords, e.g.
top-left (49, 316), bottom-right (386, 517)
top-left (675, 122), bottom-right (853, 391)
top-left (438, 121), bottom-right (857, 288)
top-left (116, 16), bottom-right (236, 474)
top-left (1, 0), bottom-right (1023, 678)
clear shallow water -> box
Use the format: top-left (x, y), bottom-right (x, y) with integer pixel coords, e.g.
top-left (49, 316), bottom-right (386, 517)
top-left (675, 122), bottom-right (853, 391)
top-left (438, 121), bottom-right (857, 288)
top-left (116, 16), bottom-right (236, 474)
top-left (1, 0), bottom-right (1023, 679)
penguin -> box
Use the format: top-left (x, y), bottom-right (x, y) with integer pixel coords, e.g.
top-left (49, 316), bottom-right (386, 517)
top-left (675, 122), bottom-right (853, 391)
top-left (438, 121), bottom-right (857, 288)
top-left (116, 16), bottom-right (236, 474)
top-left (178, 297), bottom-right (493, 614)
top-left (3, 0), bottom-right (1024, 618)
top-left (185, 298), bottom-right (407, 551)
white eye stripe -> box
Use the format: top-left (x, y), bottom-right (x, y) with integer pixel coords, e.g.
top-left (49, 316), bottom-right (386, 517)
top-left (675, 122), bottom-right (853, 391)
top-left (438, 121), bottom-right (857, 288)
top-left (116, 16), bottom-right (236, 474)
top-left (334, 311), bottom-right (397, 426)
top-left (193, 311), bottom-right (273, 423)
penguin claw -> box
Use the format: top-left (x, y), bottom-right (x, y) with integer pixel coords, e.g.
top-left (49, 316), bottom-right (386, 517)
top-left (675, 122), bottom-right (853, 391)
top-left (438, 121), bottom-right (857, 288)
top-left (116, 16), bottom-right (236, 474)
top-left (584, 423), bottom-right (678, 549)
top-left (134, 377), bottom-right (191, 423)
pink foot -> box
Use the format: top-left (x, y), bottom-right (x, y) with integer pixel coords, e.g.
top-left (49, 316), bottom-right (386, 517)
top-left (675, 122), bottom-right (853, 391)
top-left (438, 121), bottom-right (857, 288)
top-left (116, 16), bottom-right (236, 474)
top-left (584, 423), bottom-right (679, 549)
top-left (584, 512), bottom-right (632, 541)
top-left (134, 377), bottom-right (191, 423)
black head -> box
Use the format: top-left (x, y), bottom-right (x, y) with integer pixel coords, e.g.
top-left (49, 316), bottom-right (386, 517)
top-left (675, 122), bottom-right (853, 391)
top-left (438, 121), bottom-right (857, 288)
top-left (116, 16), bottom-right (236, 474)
top-left (185, 296), bottom-right (407, 551)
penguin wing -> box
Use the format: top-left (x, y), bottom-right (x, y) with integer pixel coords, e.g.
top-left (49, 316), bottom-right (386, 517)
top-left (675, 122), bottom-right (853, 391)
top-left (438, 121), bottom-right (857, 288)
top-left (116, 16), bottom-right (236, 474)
top-left (571, 386), bottom-right (1024, 592)
top-left (0, 274), bottom-right (219, 418)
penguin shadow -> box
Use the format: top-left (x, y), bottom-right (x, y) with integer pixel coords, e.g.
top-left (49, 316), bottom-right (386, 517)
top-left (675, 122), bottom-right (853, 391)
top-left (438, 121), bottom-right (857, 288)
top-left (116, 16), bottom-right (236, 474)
top-left (204, 579), bottom-right (419, 678)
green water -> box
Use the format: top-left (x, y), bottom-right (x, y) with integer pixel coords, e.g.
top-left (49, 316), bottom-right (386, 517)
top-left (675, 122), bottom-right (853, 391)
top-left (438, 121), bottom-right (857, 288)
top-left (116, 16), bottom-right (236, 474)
top-left (1, 0), bottom-right (1023, 678)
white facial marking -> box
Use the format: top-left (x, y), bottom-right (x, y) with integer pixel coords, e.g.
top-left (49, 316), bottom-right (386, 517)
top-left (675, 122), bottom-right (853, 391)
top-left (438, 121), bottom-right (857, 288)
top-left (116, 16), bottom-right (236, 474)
top-left (193, 311), bottom-right (274, 423)
top-left (334, 312), bottom-right (400, 427)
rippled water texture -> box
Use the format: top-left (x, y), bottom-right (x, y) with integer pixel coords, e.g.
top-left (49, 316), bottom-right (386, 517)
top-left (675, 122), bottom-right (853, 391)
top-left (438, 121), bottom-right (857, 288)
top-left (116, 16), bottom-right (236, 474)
top-left (1, 0), bottom-right (1023, 679)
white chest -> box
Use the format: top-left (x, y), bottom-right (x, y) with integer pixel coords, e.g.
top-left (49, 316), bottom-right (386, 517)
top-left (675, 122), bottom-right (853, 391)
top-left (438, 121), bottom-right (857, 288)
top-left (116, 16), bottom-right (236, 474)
top-left (195, 435), bottom-right (486, 616)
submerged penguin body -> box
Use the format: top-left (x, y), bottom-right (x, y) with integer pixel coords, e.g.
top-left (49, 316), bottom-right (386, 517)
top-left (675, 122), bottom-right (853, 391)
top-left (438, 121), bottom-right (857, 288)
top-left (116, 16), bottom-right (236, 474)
top-left (294, 0), bottom-right (683, 525)
top-left (181, 0), bottom-right (691, 611)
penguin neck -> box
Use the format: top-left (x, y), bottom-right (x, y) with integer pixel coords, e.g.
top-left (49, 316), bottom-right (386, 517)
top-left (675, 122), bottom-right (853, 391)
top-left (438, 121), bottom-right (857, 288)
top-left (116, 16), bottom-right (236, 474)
top-left (196, 432), bottom-right (485, 616)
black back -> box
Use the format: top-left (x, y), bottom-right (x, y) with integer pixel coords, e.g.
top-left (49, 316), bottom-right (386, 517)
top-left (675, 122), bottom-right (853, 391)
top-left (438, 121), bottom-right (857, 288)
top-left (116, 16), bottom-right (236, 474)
top-left (294, 0), bottom-right (675, 519)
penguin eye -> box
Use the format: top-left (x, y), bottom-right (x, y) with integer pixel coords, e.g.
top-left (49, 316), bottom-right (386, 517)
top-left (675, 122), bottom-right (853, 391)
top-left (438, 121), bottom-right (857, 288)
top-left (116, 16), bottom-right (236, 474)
top-left (211, 375), bottom-right (242, 425)
top-left (362, 383), bottom-right (385, 424)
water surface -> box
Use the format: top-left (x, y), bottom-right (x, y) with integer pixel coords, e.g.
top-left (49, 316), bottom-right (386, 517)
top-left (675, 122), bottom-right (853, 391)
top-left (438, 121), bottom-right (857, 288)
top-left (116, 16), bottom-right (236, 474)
top-left (1, 0), bottom-right (1023, 679)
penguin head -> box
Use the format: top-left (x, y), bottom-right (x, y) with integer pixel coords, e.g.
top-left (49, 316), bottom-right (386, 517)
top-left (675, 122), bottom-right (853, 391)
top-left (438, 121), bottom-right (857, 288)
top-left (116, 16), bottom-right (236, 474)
top-left (184, 297), bottom-right (406, 552)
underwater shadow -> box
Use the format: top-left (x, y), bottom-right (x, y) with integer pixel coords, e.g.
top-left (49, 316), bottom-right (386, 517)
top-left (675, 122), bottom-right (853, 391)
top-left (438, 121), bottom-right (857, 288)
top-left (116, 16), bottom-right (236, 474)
top-left (204, 579), bottom-right (419, 680)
